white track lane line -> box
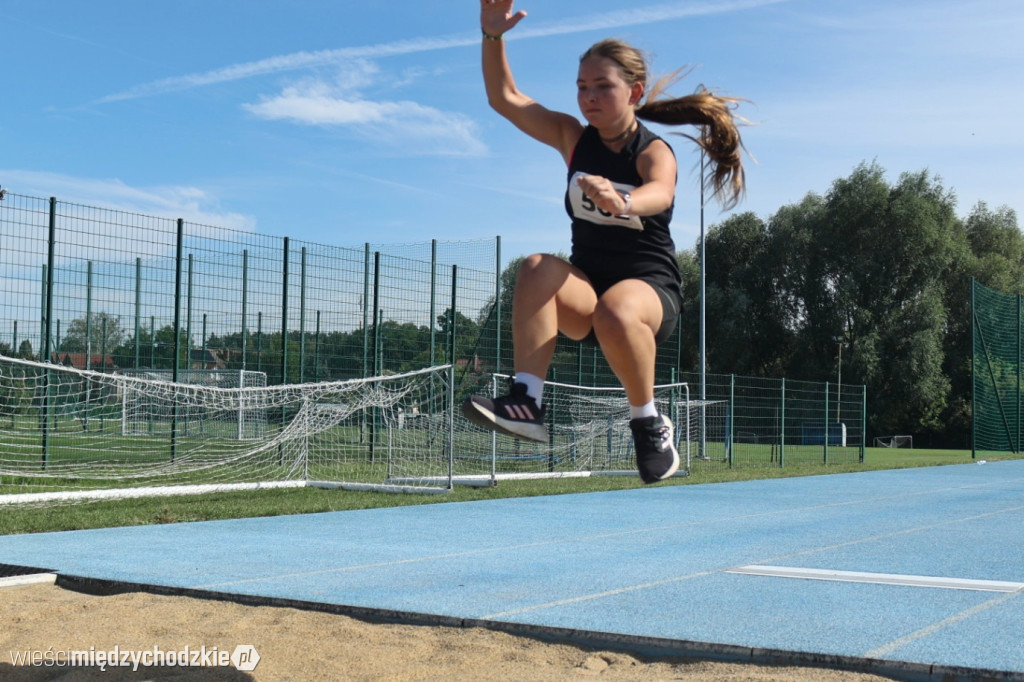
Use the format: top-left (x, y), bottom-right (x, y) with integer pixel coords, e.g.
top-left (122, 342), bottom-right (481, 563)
top-left (725, 565), bottom-right (1024, 592)
top-left (863, 591), bottom-right (1021, 659)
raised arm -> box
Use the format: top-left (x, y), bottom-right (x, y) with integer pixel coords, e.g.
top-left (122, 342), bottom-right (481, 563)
top-left (480, 0), bottom-right (583, 163)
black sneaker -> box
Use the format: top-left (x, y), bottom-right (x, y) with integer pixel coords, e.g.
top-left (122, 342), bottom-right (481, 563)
top-left (462, 382), bottom-right (548, 443)
top-left (629, 413), bottom-right (680, 483)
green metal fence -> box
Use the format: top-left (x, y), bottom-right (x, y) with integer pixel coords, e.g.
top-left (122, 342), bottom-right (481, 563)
top-left (0, 193), bottom-right (500, 385)
top-left (683, 372), bottom-right (866, 470)
top-left (972, 278), bottom-right (1022, 456)
top-left (0, 192), bottom-right (865, 468)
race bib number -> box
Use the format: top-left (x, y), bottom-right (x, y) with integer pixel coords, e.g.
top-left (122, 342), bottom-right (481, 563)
top-left (568, 172), bottom-right (643, 231)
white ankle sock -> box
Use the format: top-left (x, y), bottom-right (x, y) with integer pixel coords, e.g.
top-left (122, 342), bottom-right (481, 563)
top-left (630, 401), bottom-right (658, 420)
top-left (513, 372), bottom-right (544, 407)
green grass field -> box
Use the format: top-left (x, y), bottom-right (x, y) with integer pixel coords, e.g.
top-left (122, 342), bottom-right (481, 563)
top-left (0, 446), bottom-right (1008, 536)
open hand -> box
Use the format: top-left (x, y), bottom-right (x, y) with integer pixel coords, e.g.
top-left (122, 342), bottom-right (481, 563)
top-left (480, 0), bottom-right (527, 37)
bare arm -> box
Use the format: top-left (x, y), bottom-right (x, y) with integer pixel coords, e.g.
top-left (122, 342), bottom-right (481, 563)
top-left (480, 0), bottom-right (583, 163)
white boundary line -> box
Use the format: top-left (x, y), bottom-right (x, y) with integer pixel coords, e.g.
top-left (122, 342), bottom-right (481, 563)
top-left (0, 573), bottom-right (57, 589)
top-left (0, 480), bottom-right (307, 506)
top-left (726, 565), bottom-right (1024, 593)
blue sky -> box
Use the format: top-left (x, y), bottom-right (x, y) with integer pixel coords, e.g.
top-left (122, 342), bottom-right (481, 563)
top-left (2, 0), bottom-right (1021, 260)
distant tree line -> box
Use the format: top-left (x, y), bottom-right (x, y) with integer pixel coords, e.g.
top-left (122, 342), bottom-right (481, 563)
top-left (37, 308), bottom-right (480, 388)
top-left (674, 160), bottom-right (1020, 449)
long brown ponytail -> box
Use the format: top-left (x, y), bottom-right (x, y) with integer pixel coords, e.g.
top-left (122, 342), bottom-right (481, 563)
top-left (581, 39), bottom-right (748, 210)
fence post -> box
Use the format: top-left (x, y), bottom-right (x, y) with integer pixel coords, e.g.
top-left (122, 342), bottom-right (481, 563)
top-left (362, 243), bottom-right (370, 379)
top-left (201, 315), bottom-right (207, 369)
top-left (780, 378), bottom-right (786, 467)
top-left (84, 263), bottom-right (94, 431)
top-left (279, 237), bottom-right (289, 464)
top-left (186, 253), bottom-right (195, 370)
top-left (970, 278), bottom-right (976, 458)
top-left (430, 240), bottom-right (437, 368)
top-left (256, 312), bottom-right (262, 374)
top-left (426, 241), bottom-right (437, 430)
top-left (134, 258), bottom-right (142, 369)
top-left (549, 367), bottom-right (557, 471)
top-left (98, 317), bottom-right (107, 430)
top-left (675, 310), bottom-right (684, 381)
top-left (314, 310), bottom-right (321, 381)
top-left (368, 252), bottom-right (381, 460)
top-left (241, 249), bottom-right (249, 370)
top-left (276, 237), bottom-right (288, 462)
top-left (280, 237), bottom-right (290, 386)
top-left (40, 198), bottom-right (58, 467)
top-left (447, 363), bottom-right (456, 490)
top-left (299, 246), bottom-right (307, 383)
top-left (577, 341), bottom-right (583, 385)
top-left (449, 264), bottom-right (457, 369)
top-left (372, 252), bottom-right (381, 376)
top-left (86, 261), bottom-right (93, 370)
top-left (824, 381), bottom-right (830, 465)
top-left (494, 235), bottom-right (502, 374)
top-left (171, 218), bottom-right (184, 462)
top-left (39, 265), bottom-right (47, 363)
top-left (860, 384), bottom-right (867, 462)
top-left (728, 374), bottom-right (735, 467)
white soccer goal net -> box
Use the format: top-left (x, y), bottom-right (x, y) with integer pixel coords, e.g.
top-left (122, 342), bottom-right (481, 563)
top-left (873, 435), bottom-right (913, 448)
top-left (407, 374), bottom-right (711, 487)
top-left (0, 354), bottom-right (456, 506)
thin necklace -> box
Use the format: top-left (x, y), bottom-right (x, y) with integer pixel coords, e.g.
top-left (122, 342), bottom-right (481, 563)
top-left (600, 120), bottom-right (638, 144)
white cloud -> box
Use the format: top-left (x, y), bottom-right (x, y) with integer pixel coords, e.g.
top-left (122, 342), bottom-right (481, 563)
top-left (243, 75), bottom-right (487, 157)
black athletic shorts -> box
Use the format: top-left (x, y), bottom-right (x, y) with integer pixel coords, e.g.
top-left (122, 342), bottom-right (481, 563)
top-left (577, 277), bottom-right (683, 347)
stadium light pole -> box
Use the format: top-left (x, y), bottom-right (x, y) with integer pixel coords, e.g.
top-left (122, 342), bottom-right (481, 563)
top-left (698, 138), bottom-right (707, 459)
top-left (699, 145), bottom-right (706, 401)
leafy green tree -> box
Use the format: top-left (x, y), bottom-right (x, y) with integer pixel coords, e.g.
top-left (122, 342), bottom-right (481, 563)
top-left (702, 211), bottom-right (790, 376)
top-left (59, 312), bottom-right (124, 357)
top-left (675, 249), bottom-right (701, 374)
top-left (965, 202), bottom-right (1024, 293)
top-left (437, 308), bottom-right (480, 363)
top-left (768, 162), bottom-right (962, 437)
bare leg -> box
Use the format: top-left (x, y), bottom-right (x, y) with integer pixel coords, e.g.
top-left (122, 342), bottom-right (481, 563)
top-left (591, 279), bottom-right (663, 407)
top-left (512, 254), bottom-right (598, 377)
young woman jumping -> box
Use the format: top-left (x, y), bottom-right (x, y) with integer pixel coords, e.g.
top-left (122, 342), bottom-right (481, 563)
top-left (462, 0), bottom-right (746, 483)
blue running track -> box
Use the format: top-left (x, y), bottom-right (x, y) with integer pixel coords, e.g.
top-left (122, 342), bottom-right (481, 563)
top-left (2, 460), bottom-right (1024, 681)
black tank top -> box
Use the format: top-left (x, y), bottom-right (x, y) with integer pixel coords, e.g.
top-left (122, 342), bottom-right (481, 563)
top-left (564, 122), bottom-right (681, 298)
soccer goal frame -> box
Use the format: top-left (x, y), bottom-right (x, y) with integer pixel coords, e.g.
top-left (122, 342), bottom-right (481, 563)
top-left (121, 368), bottom-right (269, 441)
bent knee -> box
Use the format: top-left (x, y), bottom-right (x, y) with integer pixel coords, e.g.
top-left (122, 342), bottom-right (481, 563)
top-left (592, 298), bottom-right (633, 330)
top-left (593, 292), bottom-right (660, 337)
top-left (517, 253), bottom-right (563, 277)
